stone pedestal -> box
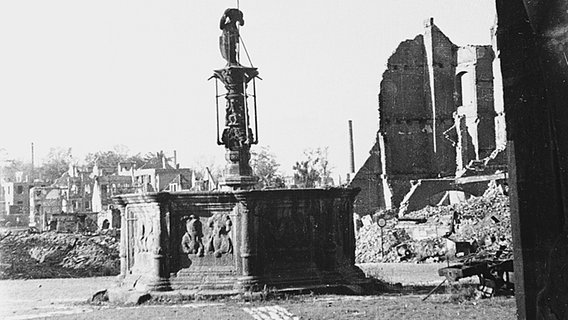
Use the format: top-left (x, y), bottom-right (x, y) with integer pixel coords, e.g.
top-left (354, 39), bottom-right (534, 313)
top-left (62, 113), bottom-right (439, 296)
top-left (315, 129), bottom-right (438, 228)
top-left (113, 188), bottom-right (369, 294)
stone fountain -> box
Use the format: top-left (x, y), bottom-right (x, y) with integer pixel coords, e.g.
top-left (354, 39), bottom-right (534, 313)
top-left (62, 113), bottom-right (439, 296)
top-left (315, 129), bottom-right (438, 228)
top-left (113, 8), bottom-right (369, 296)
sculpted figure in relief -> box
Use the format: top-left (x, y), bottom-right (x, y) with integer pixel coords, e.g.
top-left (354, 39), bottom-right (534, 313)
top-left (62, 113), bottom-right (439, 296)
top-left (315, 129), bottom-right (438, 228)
top-left (181, 215), bottom-right (205, 257)
top-left (207, 214), bottom-right (233, 258)
top-left (137, 217), bottom-right (153, 253)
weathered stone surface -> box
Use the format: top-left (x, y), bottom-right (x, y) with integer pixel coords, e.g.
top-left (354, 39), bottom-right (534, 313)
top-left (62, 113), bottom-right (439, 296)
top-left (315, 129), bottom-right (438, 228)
top-left (113, 188), bottom-right (370, 295)
top-left (107, 287), bottom-right (151, 305)
top-left (91, 289), bottom-right (109, 303)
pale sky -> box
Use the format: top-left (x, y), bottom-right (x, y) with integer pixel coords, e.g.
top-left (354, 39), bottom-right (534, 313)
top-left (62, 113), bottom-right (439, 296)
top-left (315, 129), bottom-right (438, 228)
top-left (0, 1), bottom-right (496, 176)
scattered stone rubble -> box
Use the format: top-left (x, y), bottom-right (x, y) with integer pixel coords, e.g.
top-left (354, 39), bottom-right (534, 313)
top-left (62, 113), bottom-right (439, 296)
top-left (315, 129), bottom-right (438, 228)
top-left (0, 230), bottom-right (120, 279)
top-left (0, 185), bottom-right (509, 279)
top-left (356, 182), bottom-right (511, 263)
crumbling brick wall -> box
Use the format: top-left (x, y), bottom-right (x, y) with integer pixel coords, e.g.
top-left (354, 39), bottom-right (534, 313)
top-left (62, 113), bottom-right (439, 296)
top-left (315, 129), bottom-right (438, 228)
top-left (455, 45), bottom-right (497, 171)
top-left (377, 20), bottom-right (457, 208)
top-left (350, 142), bottom-right (384, 216)
top-left (352, 19), bottom-right (504, 213)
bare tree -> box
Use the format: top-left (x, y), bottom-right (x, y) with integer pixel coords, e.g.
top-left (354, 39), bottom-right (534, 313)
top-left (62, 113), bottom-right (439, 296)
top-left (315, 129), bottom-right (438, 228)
top-left (293, 147), bottom-right (333, 187)
top-left (250, 146), bottom-right (284, 189)
top-left (40, 147), bottom-right (73, 182)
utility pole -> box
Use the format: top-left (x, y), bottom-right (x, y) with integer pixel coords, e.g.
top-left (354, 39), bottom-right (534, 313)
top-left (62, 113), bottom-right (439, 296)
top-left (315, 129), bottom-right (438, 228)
top-left (31, 142), bottom-right (35, 181)
top-left (347, 120), bottom-right (355, 183)
top-left (348, 120), bottom-right (355, 174)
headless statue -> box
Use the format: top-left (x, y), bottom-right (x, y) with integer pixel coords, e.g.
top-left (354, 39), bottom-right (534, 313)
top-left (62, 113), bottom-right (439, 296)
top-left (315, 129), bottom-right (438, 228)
top-left (219, 8), bottom-right (244, 65)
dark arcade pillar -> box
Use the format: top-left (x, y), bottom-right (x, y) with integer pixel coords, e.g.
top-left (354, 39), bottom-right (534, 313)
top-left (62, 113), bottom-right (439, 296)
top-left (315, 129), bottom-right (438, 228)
top-left (496, 0), bottom-right (568, 318)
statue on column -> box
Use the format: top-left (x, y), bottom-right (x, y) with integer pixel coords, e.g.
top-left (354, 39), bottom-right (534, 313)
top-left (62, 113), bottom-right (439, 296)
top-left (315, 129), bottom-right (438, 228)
top-left (212, 8), bottom-right (258, 189)
top-left (219, 8), bottom-right (244, 65)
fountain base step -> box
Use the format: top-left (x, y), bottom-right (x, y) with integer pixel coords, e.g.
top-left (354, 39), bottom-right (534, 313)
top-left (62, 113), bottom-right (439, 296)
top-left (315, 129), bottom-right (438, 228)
top-left (171, 268), bottom-right (239, 291)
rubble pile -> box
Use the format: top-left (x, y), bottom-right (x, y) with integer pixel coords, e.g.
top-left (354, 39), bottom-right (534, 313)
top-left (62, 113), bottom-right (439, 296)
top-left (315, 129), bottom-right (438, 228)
top-left (356, 219), bottom-right (412, 263)
top-left (356, 223), bottom-right (449, 263)
top-left (408, 184), bottom-right (509, 221)
top-left (451, 192), bottom-right (512, 260)
top-left (0, 231), bottom-right (120, 279)
top-left (356, 183), bottom-right (510, 263)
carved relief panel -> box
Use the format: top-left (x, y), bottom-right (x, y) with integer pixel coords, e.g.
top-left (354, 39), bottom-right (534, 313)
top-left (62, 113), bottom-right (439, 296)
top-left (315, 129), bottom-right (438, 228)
top-left (179, 213), bottom-right (234, 256)
top-left (169, 197), bottom-right (238, 271)
top-left (127, 203), bottom-right (160, 273)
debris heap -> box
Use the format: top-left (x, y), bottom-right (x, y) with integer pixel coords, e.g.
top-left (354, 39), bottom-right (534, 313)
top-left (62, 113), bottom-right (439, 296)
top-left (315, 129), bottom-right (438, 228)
top-left (356, 219), bottom-right (413, 263)
top-left (356, 183), bottom-right (510, 263)
top-left (0, 231), bottom-right (120, 279)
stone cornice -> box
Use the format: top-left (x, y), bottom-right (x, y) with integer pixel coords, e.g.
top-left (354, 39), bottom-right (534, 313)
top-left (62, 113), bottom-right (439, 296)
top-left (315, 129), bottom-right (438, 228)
top-left (113, 191), bottom-right (238, 208)
top-left (233, 187), bottom-right (360, 201)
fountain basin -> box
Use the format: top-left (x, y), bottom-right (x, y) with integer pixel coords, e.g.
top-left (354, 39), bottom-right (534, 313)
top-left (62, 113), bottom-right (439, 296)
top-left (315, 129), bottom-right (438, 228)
top-left (113, 188), bottom-right (369, 294)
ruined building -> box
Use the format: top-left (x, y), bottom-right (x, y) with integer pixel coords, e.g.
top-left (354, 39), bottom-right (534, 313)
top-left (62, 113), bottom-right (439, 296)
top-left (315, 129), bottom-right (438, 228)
top-left (351, 18), bottom-right (506, 216)
top-left (28, 152), bottom-right (196, 232)
top-left (91, 162), bottom-right (137, 230)
top-left (3, 176), bottom-right (47, 226)
top-left (133, 155), bottom-right (193, 193)
top-left (30, 164), bottom-right (96, 232)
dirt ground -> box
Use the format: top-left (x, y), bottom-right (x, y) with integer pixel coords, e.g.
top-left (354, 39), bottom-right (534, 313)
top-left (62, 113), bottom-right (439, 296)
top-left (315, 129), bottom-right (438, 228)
top-left (22, 295), bottom-right (514, 320)
top-left (0, 263), bottom-right (517, 320)
top-left (358, 262), bottom-right (449, 285)
top-left (286, 294), bottom-right (515, 320)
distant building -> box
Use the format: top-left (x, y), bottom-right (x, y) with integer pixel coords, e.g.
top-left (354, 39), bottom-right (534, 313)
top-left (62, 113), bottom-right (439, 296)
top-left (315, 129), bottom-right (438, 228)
top-left (0, 180), bottom-right (6, 217)
top-left (26, 153), bottom-right (196, 231)
top-left (29, 186), bottom-right (63, 230)
top-left (3, 175), bottom-right (47, 226)
top-left (133, 154), bottom-right (193, 193)
top-left (94, 154), bottom-right (194, 230)
top-left (28, 164), bottom-right (95, 231)
top-left (51, 164), bottom-right (94, 213)
top-left (190, 167), bottom-right (219, 191)
top-left (51, 212), bottom-right (97, 233)
top-left (92, 162), bottom-right (135, 230)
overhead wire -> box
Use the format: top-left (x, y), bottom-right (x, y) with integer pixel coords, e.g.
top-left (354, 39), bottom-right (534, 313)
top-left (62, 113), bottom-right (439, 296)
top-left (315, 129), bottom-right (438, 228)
top-left (239, 35), bottom-right (254, 67)
top-left (234, 0), bottom-right (254, 67)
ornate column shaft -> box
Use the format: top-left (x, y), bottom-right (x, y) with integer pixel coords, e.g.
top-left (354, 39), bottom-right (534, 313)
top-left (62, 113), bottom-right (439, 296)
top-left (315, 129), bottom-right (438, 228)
top-left (214, 67), bottom-right (258, 189)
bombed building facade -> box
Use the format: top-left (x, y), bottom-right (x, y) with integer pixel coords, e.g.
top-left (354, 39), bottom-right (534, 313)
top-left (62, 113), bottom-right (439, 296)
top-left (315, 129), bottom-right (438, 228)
top-left (351, 19), bottom-right (506, 216)
top-left (25, 154), bottom-right (197, 232)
